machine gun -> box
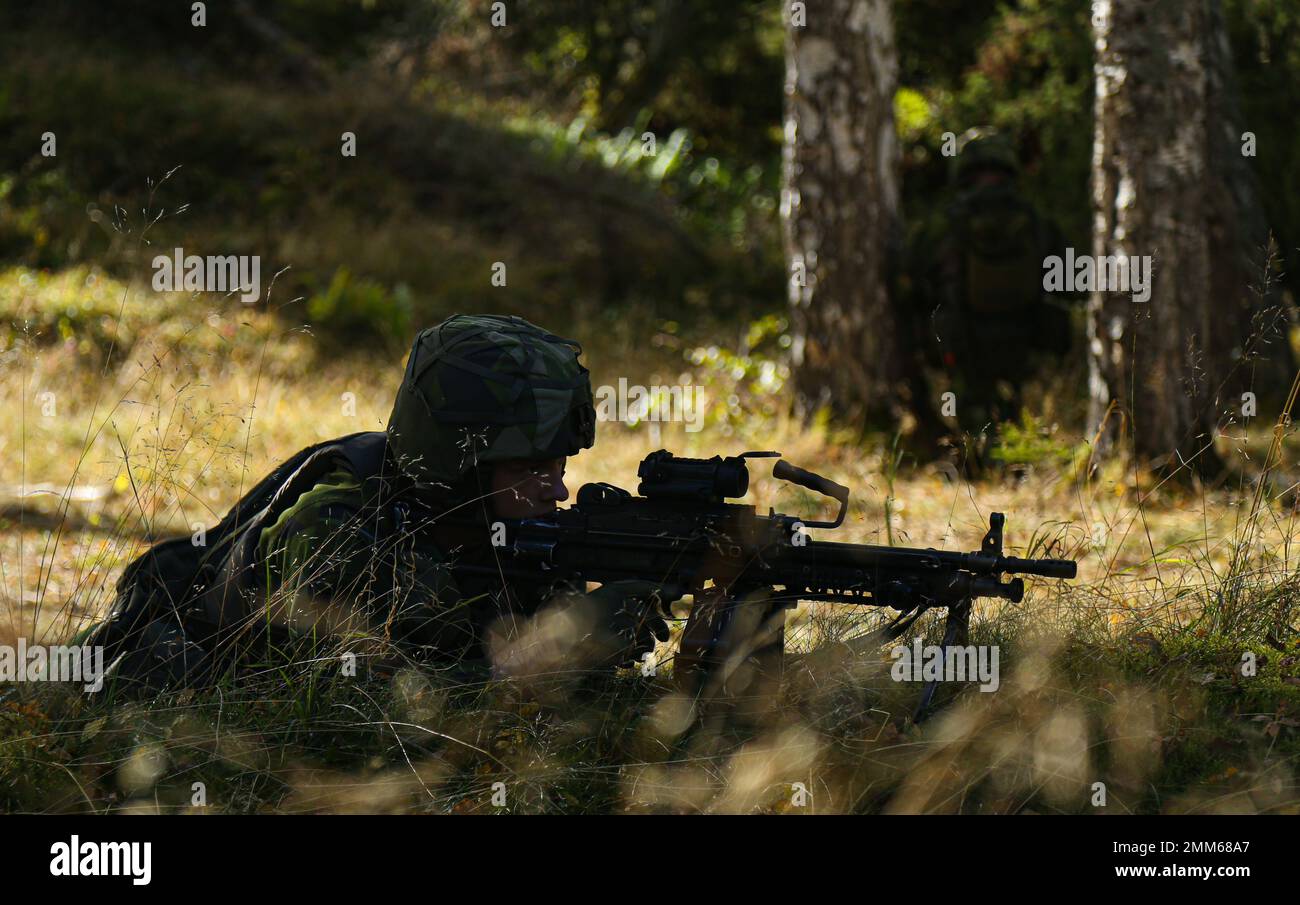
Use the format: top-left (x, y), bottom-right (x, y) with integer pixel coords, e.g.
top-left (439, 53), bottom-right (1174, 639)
top-left (458, 450), bottom-right (1076, 716)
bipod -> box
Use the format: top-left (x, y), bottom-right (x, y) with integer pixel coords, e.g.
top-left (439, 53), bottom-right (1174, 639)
top-left (912, 597), bottom-right (972, 724)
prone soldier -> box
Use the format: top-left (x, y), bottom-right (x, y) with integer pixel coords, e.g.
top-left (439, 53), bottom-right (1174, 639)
top-left (86, 315), bottom-right (676, 690)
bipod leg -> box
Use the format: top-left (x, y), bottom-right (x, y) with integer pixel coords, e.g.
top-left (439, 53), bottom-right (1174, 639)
top-left (913, 598), bottom-right (971, 724)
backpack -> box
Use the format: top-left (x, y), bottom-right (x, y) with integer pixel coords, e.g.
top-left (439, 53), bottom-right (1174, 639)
top-left (956, 186), bottom-right (1051, 318)
top-left (91, 431), bottom-right (397, 691)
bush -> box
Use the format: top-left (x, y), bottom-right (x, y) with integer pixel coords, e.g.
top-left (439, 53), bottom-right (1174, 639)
top-left (305, 268), bottom-right (413, 346)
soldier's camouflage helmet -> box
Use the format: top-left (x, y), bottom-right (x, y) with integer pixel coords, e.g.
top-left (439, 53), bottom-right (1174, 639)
top-left (952, 127), bottom-right (1019, 184)
top-left (387, 315), bottom-right (596, 487)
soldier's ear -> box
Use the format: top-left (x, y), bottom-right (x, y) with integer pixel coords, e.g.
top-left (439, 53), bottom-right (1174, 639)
top-left (451, 464), bottom-right (492, 501)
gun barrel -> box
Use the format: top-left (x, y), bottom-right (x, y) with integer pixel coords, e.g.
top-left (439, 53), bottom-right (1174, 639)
top-left (1001, 556), bottom-right (1077, 579)
top-left (791, 542), bottom-right (1076, 580)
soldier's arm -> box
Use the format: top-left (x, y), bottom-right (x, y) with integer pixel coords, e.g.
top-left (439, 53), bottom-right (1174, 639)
top-left (256, 470), bottom-right (489, 658)
top-left (255, 466), bottom-right (390, 638)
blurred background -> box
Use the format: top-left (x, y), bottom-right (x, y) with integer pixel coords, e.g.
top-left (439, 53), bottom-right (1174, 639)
top-left (3, 1), bottom-right (1298, 454)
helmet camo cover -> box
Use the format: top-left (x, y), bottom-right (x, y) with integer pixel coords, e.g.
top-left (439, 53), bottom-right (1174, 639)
top-left (952, 127), bottom-right (1020, 184)
top-left (387, 315), bottom-right (596, 486)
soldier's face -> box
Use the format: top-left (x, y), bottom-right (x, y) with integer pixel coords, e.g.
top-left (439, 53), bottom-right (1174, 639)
top-left (490, 457), bottom-right (570, 518)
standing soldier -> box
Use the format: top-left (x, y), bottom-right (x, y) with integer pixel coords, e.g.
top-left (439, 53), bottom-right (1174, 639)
top-left (906, 128), bottom-right (1073, 448)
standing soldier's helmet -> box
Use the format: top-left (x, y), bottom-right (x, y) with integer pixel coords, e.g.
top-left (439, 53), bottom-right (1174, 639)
top-left (387, 315), bottom-right (596, 488)
top-left (952, 127), bottom-right (1020, 186)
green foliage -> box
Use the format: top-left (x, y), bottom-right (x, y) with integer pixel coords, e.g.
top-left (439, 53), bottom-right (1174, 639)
top-left (894, 87), bottom-right (935, 142)
top-left (7, 0), bottom-right (1300, 350)
top-left (510, 109), bottom-right (690, 183)
top-left (306, 268), bottom-right (413, 346)
top-left (685, 313), bottom-right (791, 438)
top-left (988, 410), bottom-right (1078, 467)
top-left (1, 0), bottom-right (443, 73)
top-left (0, 267), bottom-right (177, 363)
top-left (492, 0), bottom-right (786, 272)
top-left (0, 265), bottom-right (315, 378)
top-left (504, 0), bottom-right (784, 163)
top-left (0, 37), bottom-right (774, 343)
top-left (897, 0), bottom-right (1095, 247)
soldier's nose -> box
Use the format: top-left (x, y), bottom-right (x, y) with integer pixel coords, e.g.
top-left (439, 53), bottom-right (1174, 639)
top-left (542, 469), bottom-right (570, 503)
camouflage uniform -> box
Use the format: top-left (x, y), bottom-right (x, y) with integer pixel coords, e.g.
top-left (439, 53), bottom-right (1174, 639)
top-left (88, 315), bottom-right (669, 689)
top-left (906, 129), bottom-right (1072, 431)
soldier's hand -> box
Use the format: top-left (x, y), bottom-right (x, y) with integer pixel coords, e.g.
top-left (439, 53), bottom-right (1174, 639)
top-left (588, 580), bottom-right (683, 656)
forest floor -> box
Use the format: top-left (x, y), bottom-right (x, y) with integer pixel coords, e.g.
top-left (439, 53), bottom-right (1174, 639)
top-left (2, 267), bottom-right (1299, 814)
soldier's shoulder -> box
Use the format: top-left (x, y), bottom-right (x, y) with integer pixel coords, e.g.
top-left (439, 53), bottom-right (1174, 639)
top-left (259, 464), bottom-right (372, 552)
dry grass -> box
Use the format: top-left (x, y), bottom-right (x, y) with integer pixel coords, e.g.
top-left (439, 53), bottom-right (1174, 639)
top-left (2, 267), bottom-right (1299, 814)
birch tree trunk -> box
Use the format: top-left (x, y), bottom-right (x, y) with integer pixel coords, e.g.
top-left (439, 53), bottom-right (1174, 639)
top-left (1089, 0), bottom-right (1286, 473)
top-left (783, 0), bottom-right (919, 428)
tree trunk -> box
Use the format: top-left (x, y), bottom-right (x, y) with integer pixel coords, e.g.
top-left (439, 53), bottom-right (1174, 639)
top-left (1088, 0), bottom-right (1288, 475)
top-left (783, 0), bottom-right (922, 430)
